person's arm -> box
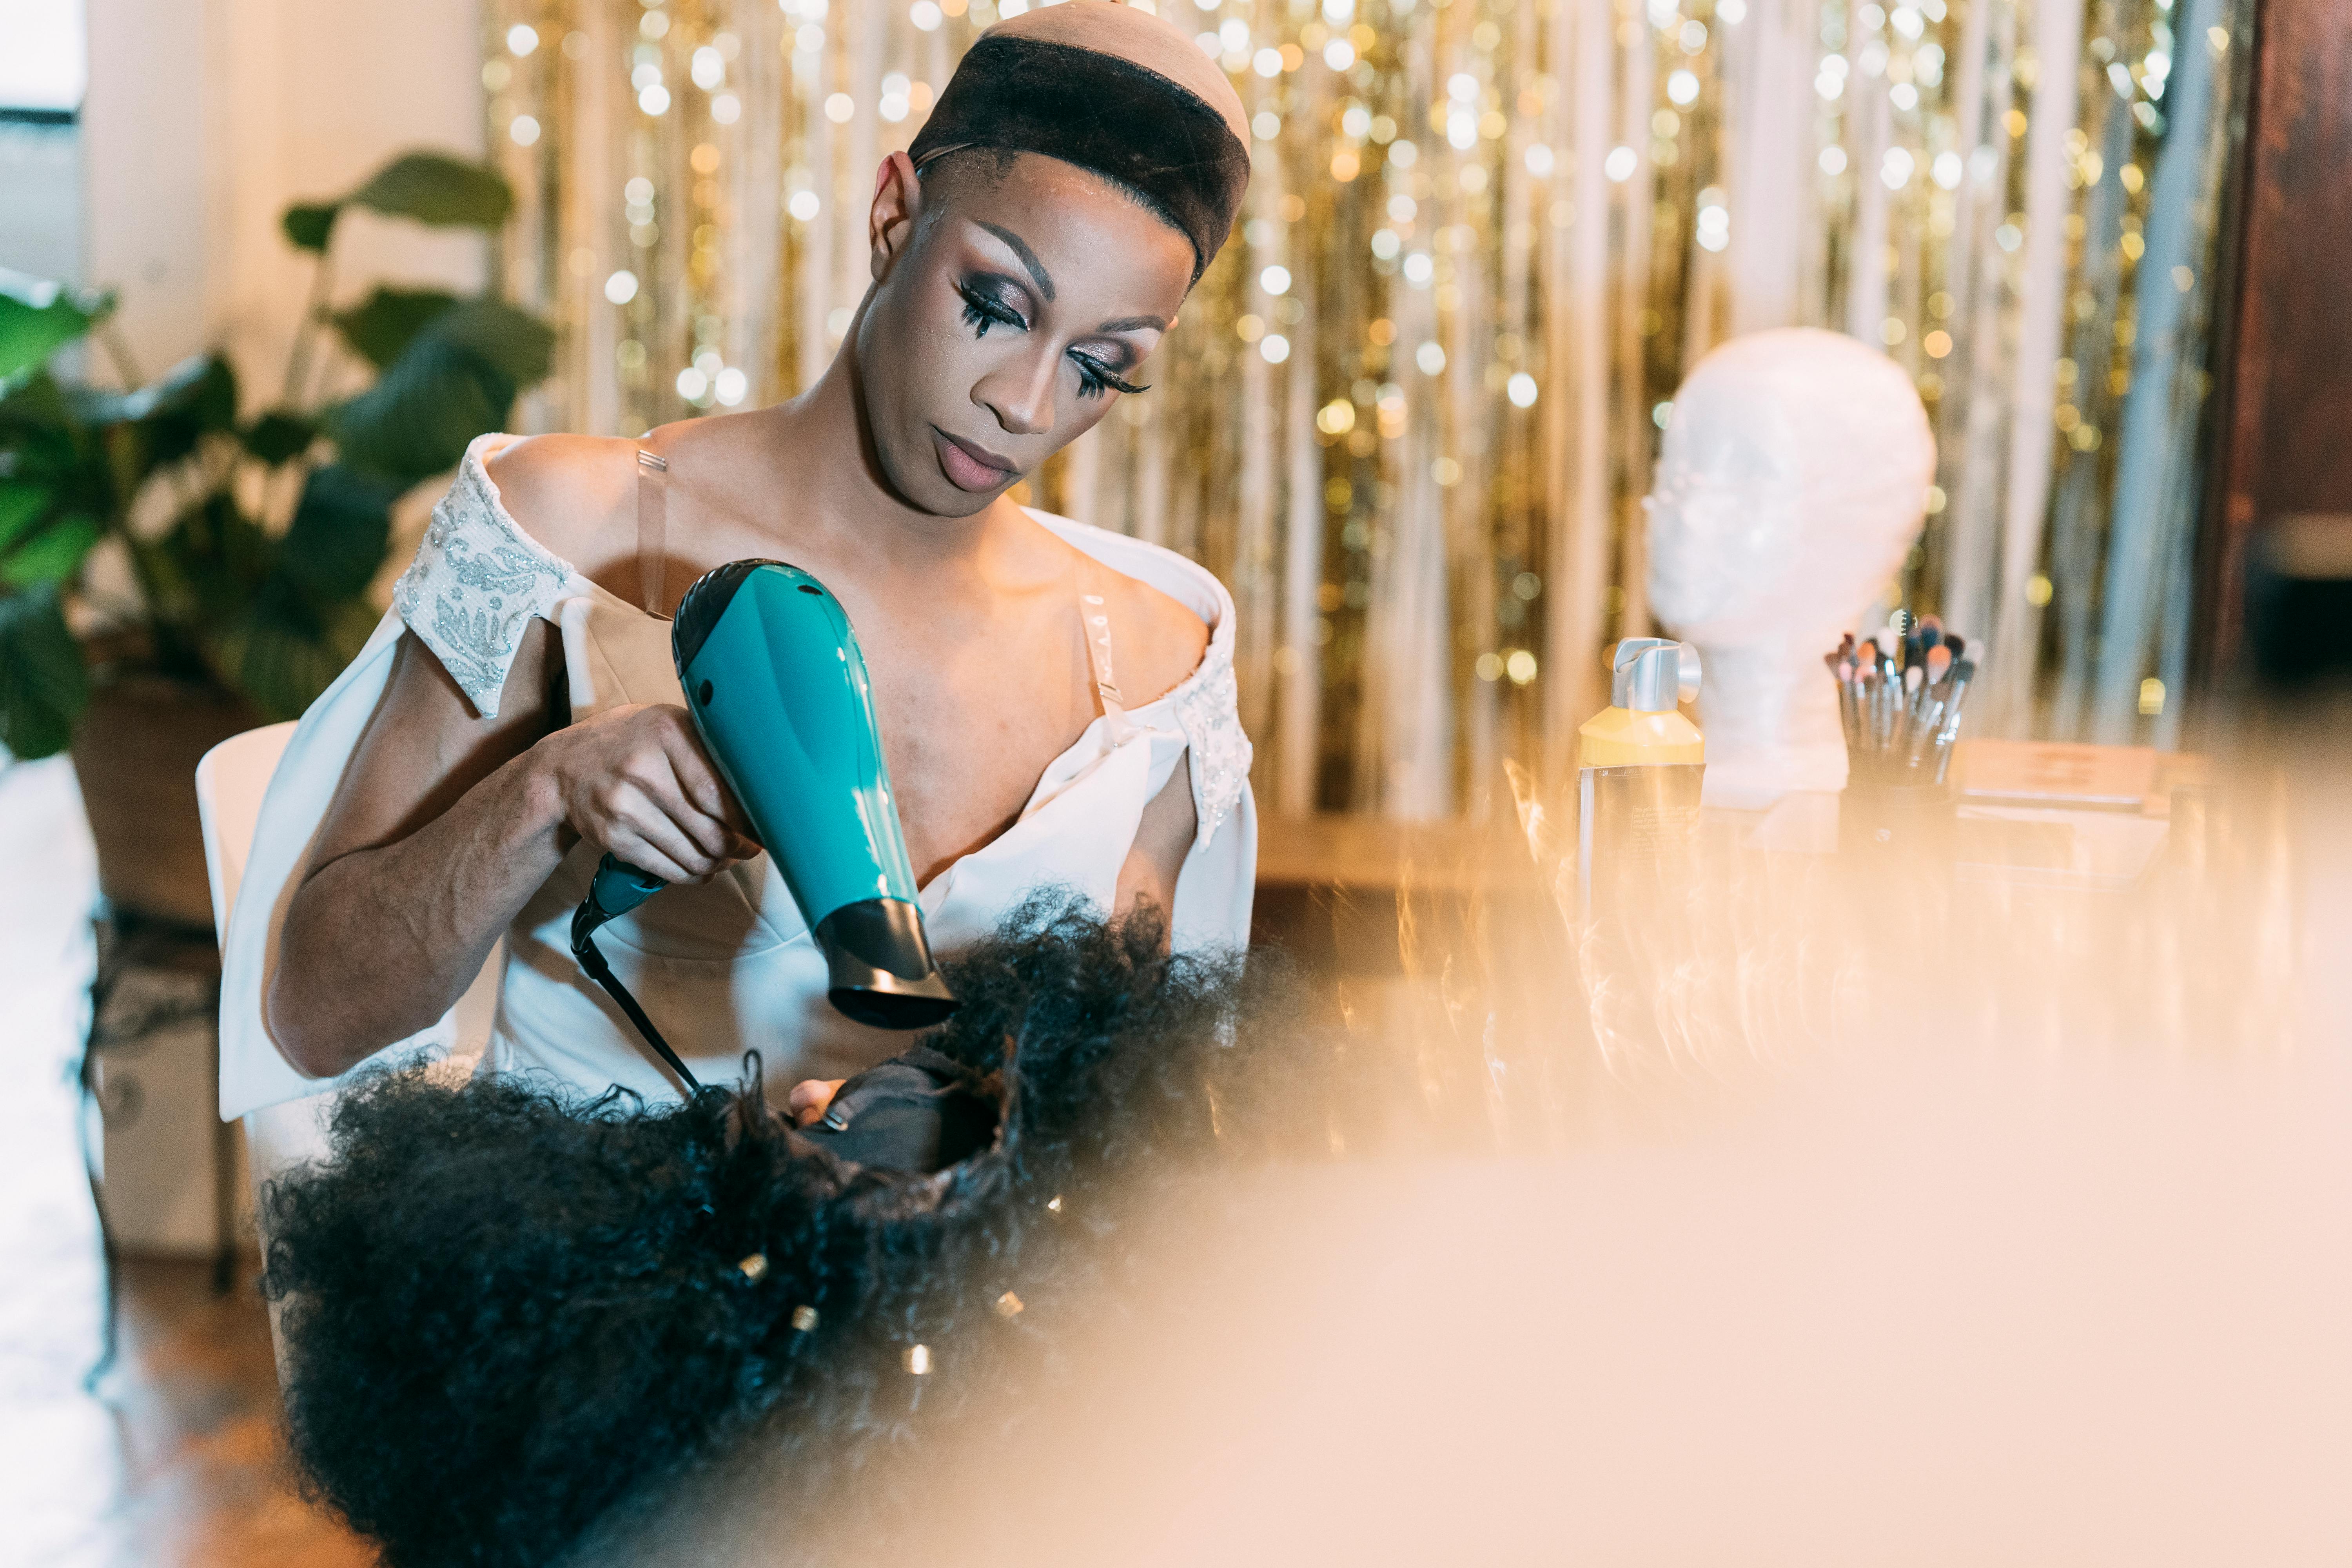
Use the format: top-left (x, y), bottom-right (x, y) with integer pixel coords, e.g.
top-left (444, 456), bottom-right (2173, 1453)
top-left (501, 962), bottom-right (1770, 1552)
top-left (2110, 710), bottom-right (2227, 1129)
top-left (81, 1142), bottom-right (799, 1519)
top-left (265, 623), bottom-right (755, 1078)
top-left (267, 437), bottom-right (755, 1078)
top-left (1112, 752), bottom-right (1196, 933)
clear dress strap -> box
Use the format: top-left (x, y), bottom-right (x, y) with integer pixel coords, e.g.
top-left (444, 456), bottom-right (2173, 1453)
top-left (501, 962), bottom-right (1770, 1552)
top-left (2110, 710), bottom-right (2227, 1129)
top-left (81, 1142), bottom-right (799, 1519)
top-left (1078, 564), bottom-right (1136, 743)
top-left (635, 448), bottom-right (670, 618)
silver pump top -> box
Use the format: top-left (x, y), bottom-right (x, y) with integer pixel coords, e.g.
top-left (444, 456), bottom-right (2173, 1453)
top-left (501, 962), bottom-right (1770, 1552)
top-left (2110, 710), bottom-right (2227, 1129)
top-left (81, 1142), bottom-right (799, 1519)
top-left (1608, 637), bottom-right (1703, 712)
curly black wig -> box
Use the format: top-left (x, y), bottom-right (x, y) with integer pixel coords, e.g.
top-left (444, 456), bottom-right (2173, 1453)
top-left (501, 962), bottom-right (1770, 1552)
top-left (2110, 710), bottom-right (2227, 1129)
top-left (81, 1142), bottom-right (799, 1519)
top-left (261, 902), bottom-right (1324, 1568)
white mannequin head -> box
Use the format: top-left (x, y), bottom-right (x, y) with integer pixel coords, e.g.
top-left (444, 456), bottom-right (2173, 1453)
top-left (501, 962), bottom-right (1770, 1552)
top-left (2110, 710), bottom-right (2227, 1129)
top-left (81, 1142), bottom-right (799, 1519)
top-left (1645, 328), bottom-right (1936, 806)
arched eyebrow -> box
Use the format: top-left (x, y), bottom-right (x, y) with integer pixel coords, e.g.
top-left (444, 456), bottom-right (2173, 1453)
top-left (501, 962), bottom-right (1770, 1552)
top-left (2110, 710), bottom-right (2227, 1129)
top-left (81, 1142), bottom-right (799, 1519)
top-left (1093, 314), bottom-right (1167, 335)
top-left (976, 221), bottom-right (1054, 302)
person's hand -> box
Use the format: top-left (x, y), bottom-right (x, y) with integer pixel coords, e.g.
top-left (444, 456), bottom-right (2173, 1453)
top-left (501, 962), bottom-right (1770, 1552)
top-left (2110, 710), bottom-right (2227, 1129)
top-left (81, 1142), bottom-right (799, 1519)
top-left (789, 1078), bottom-right (846, 1126)
top-left (534, 703), bottom-right (760, 883)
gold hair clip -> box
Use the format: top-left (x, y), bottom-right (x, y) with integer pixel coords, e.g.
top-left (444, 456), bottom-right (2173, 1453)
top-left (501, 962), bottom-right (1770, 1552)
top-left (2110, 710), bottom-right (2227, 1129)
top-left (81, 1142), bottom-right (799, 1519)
top-left (902, 1344), bottom-right (933, 1376)
top-left (738, 1253), bottom-right (769, 1281)
top-left (1045, 1194), bottom-right (1064, 1215)
top-left (994, 1291), bottom-right (1025, 1319)
top-left (790, 1305), bottom-right (818, 1332)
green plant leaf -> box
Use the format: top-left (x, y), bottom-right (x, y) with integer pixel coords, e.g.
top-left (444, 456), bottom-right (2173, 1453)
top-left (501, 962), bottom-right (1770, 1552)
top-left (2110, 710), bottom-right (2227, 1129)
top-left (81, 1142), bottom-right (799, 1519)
top-left (330, 287), bottom-right (460, 370)
top-left (151, 492), bottom-right (272, 636)
top-left (0, 369), bottom-right (74, 439)
top-left (323, 298), bottom-right (553, 483)
top-left (0, 378), bottom-right (107, 523)
top-left (0, 513), bottom-right (100, 588)
top-left (280, 464), bottom-right (397, 600)
top-left (328, 336), bottom-right (512, 483)
top-left (420, 298), bottom-right (555, 388)
top-left (0, 483), bottom-right (49, 554)
top-left (348, 153), bottom-right (513, 230)
top-left (123, 354), bottom-right (241, 467)
top-left (0, 269), bottom-right (102, 387)
top-left (215, 579), bottom-right (377, 722)
top-left (241, 408), bottom-right (319, 465)
top-left (0, 584), bottom-right (89, 759)
top-left (67, 351), bottom-right (238, 427)
top-left (283, 202), bottom-right (341, 253)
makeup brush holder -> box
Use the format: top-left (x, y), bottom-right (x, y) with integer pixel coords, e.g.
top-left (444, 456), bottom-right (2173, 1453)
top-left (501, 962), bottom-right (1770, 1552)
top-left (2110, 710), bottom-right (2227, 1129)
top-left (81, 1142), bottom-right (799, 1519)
top-left (1838, 780), bottom-right (1956, 863)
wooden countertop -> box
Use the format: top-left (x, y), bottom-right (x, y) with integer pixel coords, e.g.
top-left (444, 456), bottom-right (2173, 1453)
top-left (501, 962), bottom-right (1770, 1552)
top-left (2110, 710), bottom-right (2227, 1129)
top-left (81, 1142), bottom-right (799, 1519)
top-left (1254, 813), bottom-right (1544, 894)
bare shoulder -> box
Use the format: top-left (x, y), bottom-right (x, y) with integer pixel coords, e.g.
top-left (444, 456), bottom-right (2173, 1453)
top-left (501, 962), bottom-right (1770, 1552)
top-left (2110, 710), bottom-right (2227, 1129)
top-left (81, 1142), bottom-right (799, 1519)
top-left (1097, 557), bottom-right (1212, 707)
top-left (481, 432), bottom-right (642, 579)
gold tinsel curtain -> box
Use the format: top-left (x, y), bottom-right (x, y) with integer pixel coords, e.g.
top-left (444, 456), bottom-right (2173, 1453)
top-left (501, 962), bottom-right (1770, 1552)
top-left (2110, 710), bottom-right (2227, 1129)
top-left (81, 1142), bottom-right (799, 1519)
top-left (481, 0), bottom-right (2246, 819)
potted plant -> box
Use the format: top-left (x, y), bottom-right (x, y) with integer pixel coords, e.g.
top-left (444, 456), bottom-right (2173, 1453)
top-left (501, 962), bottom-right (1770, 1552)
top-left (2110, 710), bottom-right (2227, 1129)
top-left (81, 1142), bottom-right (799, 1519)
top-left (0, 150), bottom-right (554, 925)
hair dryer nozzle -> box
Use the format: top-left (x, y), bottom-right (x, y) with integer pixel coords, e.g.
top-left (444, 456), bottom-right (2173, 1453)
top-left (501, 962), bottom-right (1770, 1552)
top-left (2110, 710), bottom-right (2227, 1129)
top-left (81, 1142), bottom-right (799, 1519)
top-left (814, 898), bottom-right (958, 1029)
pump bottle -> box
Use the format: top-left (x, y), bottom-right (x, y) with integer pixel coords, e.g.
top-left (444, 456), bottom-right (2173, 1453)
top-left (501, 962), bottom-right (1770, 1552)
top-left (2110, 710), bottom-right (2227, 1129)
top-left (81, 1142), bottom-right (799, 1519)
top-left (1576, 637), bottom-right (1705, 919)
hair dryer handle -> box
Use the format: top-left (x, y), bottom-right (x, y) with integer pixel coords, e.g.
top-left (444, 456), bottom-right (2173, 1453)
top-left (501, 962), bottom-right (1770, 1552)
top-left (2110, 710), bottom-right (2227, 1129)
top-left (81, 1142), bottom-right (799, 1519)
top-left (584, 853), bottom-right (668, 928)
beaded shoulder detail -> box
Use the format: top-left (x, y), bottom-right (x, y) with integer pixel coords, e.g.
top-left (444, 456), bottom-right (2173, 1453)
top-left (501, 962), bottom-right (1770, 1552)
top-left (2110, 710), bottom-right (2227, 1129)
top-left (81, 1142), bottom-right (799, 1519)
top-left (390, 437), bottom-right (576, 718)
top-left (1171, 631), bottom-right (1251, 847)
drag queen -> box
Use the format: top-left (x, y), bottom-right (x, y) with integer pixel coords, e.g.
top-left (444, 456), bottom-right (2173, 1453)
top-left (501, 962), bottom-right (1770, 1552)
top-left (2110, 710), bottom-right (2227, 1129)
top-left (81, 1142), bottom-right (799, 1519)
top-left (216, 1), bottom-right (1258, 1131)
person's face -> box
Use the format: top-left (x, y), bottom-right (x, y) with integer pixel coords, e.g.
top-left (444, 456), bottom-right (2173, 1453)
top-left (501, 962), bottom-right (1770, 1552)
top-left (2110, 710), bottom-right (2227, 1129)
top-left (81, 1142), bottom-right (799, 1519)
top-left (854, 152), bottom-right (1197, 517)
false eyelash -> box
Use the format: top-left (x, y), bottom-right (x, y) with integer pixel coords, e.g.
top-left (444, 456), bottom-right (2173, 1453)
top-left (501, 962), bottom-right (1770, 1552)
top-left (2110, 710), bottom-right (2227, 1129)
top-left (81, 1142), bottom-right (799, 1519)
top-left (956, 282), bottom-right (1025, 338)
top-left (1070, 356), bottom-right (1148, 400)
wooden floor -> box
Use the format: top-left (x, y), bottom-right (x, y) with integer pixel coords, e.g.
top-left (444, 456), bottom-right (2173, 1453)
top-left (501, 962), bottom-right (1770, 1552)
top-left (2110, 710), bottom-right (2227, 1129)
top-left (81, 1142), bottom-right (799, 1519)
top-left (0, 757), bottom-right (370, 1568)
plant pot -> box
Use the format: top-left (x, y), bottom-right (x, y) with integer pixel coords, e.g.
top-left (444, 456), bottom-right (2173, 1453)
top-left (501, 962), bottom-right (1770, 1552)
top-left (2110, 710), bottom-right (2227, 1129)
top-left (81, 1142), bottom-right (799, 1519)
top-left (69, 674), bottom-right (261, 929)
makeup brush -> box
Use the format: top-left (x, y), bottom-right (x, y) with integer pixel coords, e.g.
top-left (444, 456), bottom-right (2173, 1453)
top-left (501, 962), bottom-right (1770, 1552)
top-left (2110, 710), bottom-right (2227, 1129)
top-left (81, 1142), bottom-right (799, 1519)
top-left (1878, 641), bottom-right (1901, 746)
top-left (1833, 657), bottom-right (1861, 750)
top-left (1903, 646), bottom-right (1957, 768)
top-left (1928, 657), bottom-right (1977, 782)
top-left (1894, 664), bottom-right (1926, 750)
top-left (1827, 651), bottom-right (1855, 740)
top-left (1918, 645), bottom-right (1951, 723)
top-left (1935, 658), bottom-right (1977, 744)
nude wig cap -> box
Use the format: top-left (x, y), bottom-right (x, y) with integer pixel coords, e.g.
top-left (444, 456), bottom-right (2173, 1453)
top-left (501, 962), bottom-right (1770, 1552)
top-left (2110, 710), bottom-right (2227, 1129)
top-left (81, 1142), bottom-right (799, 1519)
top-left (908, 1), bottom-right (1252, 279)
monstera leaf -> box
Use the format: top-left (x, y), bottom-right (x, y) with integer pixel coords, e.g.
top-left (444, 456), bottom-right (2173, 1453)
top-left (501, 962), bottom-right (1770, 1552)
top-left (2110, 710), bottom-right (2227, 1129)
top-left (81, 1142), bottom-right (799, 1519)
top-left (67, 353), bottom-right (240, 473)
top-left (279, 464), bottom-right (399, 601)
top-left (212, 576), bottom-right (381, 722)
top-left (328, 299), bottom-right (552, 483)
top-left (0, 484), bottom-right (46, 555)
top-left (331, 287), bottom-right (461, 370)
top-left (0, 269), bottom-right (107, 388)
top-left (418, 297), bottom-right (555, 386)
top-left (1, 514), bottom-right (100, 589)
top-left (283, 152), bottom-right (514, 254)
top-left (0, 350), bottom-right (238, 605)
top-left (0, 477), bottom-right (103, 592)
top-left (0, 584), bottom-right (89, 759)
top-left (240, 408), bottom-right (319, 465)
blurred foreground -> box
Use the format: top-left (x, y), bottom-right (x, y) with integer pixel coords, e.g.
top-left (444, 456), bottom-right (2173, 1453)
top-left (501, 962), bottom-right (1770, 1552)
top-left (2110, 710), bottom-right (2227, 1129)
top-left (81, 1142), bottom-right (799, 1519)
top-left (600, 719), bottom-right (2350, 1566)
top-left (4, 710), bottom-right (2347, 1565)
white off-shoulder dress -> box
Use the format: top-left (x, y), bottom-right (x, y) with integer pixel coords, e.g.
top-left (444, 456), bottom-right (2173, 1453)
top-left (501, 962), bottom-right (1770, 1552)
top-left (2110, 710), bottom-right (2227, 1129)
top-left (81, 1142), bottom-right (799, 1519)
top-left (217, 434), bottom-right (1256, 1123)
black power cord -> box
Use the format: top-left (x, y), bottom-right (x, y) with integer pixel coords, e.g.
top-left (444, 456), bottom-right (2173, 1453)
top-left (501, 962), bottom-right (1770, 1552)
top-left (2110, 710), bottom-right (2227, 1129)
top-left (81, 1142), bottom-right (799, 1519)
top-left (568, 904), bottom-right (703, 1094)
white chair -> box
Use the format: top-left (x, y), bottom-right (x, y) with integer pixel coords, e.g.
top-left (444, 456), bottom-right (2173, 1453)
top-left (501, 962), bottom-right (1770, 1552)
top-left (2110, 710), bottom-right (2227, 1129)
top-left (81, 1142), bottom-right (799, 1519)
top-left (194, 722), bottom-right (300, 945)
top-left (194, 724), bottom-right (339, 1195)
top-left (196, 724), bottom-right (504, 1203)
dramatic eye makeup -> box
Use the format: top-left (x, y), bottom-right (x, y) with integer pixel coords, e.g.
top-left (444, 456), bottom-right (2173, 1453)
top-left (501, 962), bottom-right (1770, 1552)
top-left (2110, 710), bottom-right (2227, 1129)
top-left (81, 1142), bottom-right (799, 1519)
top-left (953, 273), bottom-right (1152, 400)
top-left (1067, 352), bottom-right (1147, 400)
top-left (955, 278), bottom-right (1026, 338)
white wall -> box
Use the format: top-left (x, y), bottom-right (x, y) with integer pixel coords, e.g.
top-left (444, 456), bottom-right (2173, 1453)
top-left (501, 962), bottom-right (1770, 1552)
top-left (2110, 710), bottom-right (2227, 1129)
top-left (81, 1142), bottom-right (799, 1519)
top-left (82, 0), bottom-right (484, 403)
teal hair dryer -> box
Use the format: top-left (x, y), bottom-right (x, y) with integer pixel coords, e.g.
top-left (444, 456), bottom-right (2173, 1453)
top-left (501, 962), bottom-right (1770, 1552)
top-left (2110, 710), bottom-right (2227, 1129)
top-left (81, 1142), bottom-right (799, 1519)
top-left (570, 560), bottom-right (956, 1092)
